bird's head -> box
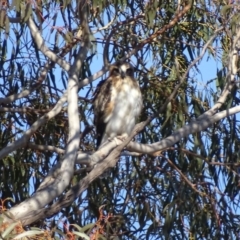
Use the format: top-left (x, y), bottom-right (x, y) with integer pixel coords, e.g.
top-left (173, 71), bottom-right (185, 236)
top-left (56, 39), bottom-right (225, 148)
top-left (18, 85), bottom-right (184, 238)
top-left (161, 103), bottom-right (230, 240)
top-left (109, 62), bottom-right (134, 79)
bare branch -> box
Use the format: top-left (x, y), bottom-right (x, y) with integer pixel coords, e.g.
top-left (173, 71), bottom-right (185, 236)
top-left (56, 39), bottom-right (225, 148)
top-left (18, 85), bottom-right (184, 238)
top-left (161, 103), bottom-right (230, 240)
top-left (27, 143), bottom-right (65, 155)
top-left (27, 17), bottom-right (70, 71)
top-left (49, 0), bottom-right (91, 191)
top-left (127, 104), bottom-right (240, 154)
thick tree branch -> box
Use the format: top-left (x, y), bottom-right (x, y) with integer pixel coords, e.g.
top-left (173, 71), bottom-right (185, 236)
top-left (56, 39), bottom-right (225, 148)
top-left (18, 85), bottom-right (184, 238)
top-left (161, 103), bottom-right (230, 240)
top-left (2, 1), bottom-right (91, 223)
top-left (47, 0), bottom-right (91, 196)
top-left (27, 17), bottom-right (70, 71)
top-left (127, 104), bottom-right (240, 154)
top-left (8, 101), bottom-right (240, 225)
top-left (27, 143), bottom-right (65, 155)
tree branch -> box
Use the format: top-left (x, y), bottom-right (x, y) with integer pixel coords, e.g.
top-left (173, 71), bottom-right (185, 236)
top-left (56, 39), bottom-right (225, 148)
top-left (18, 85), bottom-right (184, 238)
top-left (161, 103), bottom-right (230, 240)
top-left (2, 1), bottom-right (91, 223)
top-left (27, 17), bottom-right (70, 71)
top-left (127, 104), bottom-right (240, 154)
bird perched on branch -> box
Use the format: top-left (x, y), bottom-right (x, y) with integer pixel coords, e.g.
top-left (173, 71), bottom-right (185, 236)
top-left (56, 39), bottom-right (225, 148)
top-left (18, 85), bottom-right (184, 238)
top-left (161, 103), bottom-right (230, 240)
top-left (93, 62), bottom-right (143, 148)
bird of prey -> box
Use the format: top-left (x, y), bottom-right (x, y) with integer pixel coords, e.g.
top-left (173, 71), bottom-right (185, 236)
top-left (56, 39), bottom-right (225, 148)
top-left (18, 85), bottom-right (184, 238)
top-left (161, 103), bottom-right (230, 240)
top-left (93, 62), bottom-right (143, 148)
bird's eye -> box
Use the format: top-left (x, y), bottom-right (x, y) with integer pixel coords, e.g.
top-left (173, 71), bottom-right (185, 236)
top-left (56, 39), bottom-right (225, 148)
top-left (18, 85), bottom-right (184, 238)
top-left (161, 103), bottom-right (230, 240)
top-left (126, 68), bottom-right (133, 76)
top-left (112, 68), bottom-right (120, 75)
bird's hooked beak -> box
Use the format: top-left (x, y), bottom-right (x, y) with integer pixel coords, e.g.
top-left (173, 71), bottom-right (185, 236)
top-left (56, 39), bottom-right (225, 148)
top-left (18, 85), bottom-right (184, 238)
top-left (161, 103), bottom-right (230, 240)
top-left (120, 70), bottom-right (126, 79)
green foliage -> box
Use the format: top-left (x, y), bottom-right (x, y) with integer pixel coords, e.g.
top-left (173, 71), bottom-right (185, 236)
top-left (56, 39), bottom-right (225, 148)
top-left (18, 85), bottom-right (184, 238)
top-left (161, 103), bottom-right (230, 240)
top-left (0, 0), bottom-right (240, 239)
